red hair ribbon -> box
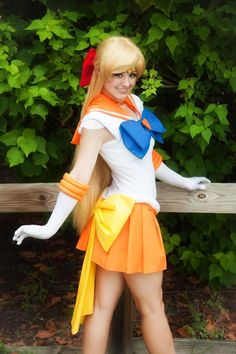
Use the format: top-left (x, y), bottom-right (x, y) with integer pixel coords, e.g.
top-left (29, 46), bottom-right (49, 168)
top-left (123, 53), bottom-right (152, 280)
top-left (80, 48), bottom-right (97, 87)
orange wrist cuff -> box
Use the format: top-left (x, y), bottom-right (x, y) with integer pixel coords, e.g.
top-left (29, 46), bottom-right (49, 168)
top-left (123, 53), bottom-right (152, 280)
top-left (59, 173), bottom-right (89, 200)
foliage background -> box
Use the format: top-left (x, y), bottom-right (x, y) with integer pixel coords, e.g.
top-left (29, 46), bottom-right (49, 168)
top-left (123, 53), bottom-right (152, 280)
top-left (0, 0), bottom-right (235, 288)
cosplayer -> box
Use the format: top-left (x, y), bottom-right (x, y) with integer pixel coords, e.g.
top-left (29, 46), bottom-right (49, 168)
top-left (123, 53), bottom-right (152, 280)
top-left (13, 36), bottom-right (210, 354)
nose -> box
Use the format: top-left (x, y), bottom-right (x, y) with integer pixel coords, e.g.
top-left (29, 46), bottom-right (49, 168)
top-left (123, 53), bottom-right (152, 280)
top-left (121, 73), bottom-right (132, 87)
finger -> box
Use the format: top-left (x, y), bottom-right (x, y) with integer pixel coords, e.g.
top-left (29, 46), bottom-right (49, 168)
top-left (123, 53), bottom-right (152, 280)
top-left (200, 177), bottom-right (211, 184)
top-left (197, 184), bottom-right (206, 190)
top-left (14, 226), bottom-right (27, 238)
top-left (13, 231), bottom-right (27, 243)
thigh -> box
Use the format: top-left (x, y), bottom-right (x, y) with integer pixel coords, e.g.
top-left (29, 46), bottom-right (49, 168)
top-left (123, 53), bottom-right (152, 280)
top-left (94, 266), bottom-right (125, 312)
top-left (124, 272), bottom-right (164, 314)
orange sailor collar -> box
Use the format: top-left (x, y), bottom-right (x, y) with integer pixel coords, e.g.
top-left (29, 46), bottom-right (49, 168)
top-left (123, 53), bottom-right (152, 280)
top-left (71, 93), bottom-right (141, 145)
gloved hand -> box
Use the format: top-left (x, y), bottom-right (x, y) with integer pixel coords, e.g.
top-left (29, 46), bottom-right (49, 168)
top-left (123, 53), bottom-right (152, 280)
top-left (155, 162), bottom-right (211, 190)
top-left (13, 192), bottom-right (77, 245)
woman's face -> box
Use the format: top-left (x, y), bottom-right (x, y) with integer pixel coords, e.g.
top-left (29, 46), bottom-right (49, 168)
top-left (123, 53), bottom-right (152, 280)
top-left (102, 71), bottom-right (137, 102)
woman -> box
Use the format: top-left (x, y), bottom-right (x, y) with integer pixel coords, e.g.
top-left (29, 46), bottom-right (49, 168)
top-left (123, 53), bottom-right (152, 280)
top-left (13, 36), bottom-right (210, 354)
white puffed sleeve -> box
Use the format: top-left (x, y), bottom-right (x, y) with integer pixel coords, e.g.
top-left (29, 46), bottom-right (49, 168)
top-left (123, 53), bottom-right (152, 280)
top-left (78, 111), bottom-right (122, 140)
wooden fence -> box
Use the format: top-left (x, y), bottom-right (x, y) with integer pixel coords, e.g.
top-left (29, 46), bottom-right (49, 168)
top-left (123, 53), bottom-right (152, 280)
top-left (0, 182), bottom-right (235, 353)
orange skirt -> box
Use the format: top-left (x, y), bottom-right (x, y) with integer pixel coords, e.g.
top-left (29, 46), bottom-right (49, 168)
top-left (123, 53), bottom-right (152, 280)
top-left (76, 203), bottom-right (167, 274)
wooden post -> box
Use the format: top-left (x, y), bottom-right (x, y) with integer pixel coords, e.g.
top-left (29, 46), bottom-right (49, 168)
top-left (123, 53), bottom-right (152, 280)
top-left (108, 287), bottom-right (133, 354)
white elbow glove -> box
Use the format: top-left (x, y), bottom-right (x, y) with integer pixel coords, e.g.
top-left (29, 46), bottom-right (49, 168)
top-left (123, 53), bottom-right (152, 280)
top-left (13, 192), bottom-right (77, 245)
top-left (155, 162), bottom-right (211, 190)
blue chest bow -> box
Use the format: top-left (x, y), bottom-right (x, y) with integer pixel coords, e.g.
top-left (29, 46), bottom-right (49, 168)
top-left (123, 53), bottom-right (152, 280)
top-left (119, 108), bottom-right (166, 159)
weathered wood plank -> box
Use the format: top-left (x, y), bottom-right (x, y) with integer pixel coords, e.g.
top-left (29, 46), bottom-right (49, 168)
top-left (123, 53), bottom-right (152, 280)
top-left (0, 183), bottom-right (235, 213)
top-left (157, 182), bottom-right (236, 214)
top-left (0, 183), bottom-right (58, 212)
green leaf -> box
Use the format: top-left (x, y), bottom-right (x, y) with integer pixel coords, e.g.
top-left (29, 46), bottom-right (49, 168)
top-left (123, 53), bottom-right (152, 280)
top-left (229, 76), bottom-right (236, 92)
top-left (32, 64), bottom-right (48, 78)
top-left (0, 96), bottom-right (8, 116)
top-left (26, 19), bottom-right (45, 31)
top-left (165, 35), bottom-right (179, 54)
top-left (75, 41), bottom-right (89, 51)
top-left (220, 252), bottom-right (236, 274)
top-left (190, 124), bottom-right (203, 138)
top-left (68, 75), bottom-right (79, 90)
top-left (150, 13), bottom-right (170, 31)
top-left (215, 105), bottom-right (229, 125)
top-left (36, 136), bottom-right (47, 154)
top-left (63, 11), bottom-right (79, 22)
top-left (22, 128), bottom-right (35, 139)
top-left (49, 39), bottom-right (64, 50)
top-left (200, 44), bottom-right (209, 57)
top-left (209, 264), bottom-right (223, 280)
top-left (0, 130), bottom-right (21, 146)
top-left (170, 234), bottom-right (181, 246)
top-left (20, 160), bottom-right (42, 177)
top-left (198, 26), bottom-right (210, 40)
top-left (7, 62), bottom-right (19, 75)
top-left (193, 5), bottom-right (205, 16)
top-left (230, 232), bottom-right (236, 245)
top-left (178, 79), bottom-right (189, 90)
top-left (0, 83), bottom-right (11, 94)
top-left (169, 21), bottom-right (180, 32)
top-left (38, 30), bottom-right (53, 42)
top-left (204, 114), bottom-right (214, 128)
top-left (205, 103), bottom-right (216, 114)
top-left (197, 54), bottom-right (207, 66)
top-left (47, 141), bottom-right (58, 159)
top-left (7, 147), bottom-right (25, 167)
top-left (38, 88), bottom-right (59, 105)
top-left (7, 74), bottom-right (22, 88)
top-left (201, 128), bottom-right (212, 144)
top-left (180, 250), bottom-right (193, 261)
top-left (147, 26), bottom-right (163, 44)
top-left (164, 242), bottom-right (174, 255)
top-left (0, 118), bottom-right (7, 133)
top-left (32, 152), bottom-right (49, 167)
top-left (17, 136), bottom-right (37, 157)
top-left (30, 104), bottom-right (48, 119)
top-left (51, 25), bottom-right (73, 39)
top-left (174, 105), bottom-right (188, 118)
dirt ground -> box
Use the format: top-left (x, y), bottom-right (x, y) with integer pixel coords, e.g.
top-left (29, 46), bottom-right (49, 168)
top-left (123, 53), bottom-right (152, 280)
top-left (0, 213), bottom-right (235, 348)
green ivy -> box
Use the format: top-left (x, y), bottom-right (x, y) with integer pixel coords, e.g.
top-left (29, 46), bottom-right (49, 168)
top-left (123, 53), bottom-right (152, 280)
top-left (0, 0), bottom-right (235, 287)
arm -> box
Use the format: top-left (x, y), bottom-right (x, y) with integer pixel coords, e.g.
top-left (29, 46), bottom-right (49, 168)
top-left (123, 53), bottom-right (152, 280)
top-left (13, 128), bottom-right (108, 245)
top-left (155, 162), bottom-right (210, 190)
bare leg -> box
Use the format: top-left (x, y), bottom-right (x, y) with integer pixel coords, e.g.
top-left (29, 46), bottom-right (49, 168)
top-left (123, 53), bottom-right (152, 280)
top-left (82, 266), bottom-right (125, 354)
top-left (124, 272), bottom-right (176, 354)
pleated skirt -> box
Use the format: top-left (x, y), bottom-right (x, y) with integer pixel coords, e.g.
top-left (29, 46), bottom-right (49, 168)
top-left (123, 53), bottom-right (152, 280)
top-left (76, 203), bottom-right (167, 274)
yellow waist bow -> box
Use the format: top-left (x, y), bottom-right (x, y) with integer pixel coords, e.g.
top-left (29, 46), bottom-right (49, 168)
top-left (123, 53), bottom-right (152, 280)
top-left (71, 194), bottom-right (135, 335)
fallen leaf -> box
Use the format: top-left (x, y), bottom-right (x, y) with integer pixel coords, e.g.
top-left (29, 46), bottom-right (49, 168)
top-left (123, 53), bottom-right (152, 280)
top-left (177, 326), bottom-right (192, 338)
top-left (36, 320), bottom-right (56, 339)
top-left (46, 296), bottom-right (62, 308)
top-left (55, 336), bottom-right (67, 345)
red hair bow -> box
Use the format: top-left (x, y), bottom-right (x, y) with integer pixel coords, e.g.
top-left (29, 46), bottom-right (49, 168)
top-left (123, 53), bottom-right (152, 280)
top-left (80, 48), bottom-right (97, 87)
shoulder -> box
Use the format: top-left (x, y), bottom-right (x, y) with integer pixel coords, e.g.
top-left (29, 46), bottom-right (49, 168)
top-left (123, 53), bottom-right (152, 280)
top-left (79, 111), bottom-right (121, 140)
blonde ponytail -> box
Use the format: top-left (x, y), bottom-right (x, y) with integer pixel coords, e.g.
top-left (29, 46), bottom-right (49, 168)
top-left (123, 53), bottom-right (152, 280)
top-left (72, 147), bottom-right (112, 233)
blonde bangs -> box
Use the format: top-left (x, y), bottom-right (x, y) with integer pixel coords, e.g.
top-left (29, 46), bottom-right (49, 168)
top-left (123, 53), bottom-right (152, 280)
top-left (96, 36), bottom-right (145, 78)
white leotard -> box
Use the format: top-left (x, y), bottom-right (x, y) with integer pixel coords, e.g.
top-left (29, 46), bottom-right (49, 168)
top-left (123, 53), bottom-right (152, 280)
top-left (78, 94), bottom-right (160, 212)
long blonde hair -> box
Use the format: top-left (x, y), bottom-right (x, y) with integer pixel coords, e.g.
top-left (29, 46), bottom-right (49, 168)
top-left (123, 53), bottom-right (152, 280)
top-left (73, 36), bottom-right (145, 233)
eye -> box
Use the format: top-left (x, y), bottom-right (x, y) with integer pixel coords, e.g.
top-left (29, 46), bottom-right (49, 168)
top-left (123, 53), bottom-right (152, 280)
top-left (129, 72), bottom-right (137, 78)
top-left (112, 73), bottom-right (123, 78)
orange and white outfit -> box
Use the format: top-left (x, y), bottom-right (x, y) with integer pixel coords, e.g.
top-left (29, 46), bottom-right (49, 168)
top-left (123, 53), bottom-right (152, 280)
top-left (71, 92), bottom-right (166, 334)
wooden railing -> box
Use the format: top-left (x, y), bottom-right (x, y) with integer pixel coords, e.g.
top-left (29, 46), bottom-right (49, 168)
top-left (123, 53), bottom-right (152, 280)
top-left (1, 182), bottom-right (235, 353)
